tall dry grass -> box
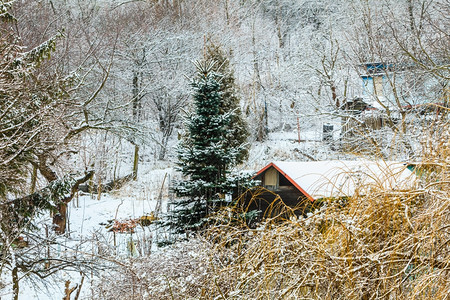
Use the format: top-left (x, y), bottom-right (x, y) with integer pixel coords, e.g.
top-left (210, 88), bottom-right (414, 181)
top-left (96, 121), bottom-right (450, 299)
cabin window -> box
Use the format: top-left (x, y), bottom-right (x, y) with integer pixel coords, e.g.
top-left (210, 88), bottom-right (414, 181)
top-left (264, 167), bottom-right (279, 190)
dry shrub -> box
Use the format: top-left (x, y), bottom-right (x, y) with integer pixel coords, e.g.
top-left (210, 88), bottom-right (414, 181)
top-left (96, 123), bottom-right (450, 299)
top-left (201, 170), bottom-right (449, 299)
top-left (96, 179), bottom-right (449, 299)
top-left (94, 239), bottom-right (216, 299)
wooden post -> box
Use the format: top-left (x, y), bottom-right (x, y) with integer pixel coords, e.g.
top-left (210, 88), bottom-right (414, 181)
top-left (132, 145), bottom-right (139, 180)
top-left (224, 0), bottom-right (230, 25)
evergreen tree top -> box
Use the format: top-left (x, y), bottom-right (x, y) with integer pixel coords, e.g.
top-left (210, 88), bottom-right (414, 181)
top-left (201, 37), bottom-right (249, 163)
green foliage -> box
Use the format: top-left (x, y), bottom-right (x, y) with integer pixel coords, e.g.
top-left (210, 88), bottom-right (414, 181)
top-left (0, 1), bottom-right (15, 23)
top-left (0, 175), bottom-right (76, 259)
top-left (16, 31), bottom-right (63, 68)
top-left (202, 38), bottom-right (249, 163)
top-left (1, 176), bottom-right (75, 231)
top-left (168, 61), bottom-right (246, 233)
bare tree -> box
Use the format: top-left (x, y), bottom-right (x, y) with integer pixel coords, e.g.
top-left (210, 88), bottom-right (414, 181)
top-left (336, 0), bottom-right (449, 159)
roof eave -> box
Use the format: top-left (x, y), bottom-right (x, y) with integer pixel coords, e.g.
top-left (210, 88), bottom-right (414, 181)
top-left (255, 162), bottom-right (315, 202)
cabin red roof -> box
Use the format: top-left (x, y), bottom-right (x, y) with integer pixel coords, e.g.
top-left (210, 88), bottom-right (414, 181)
top-left (256, 162), bottom-right (314, 202)
top-left (255, 161), bottom-right (415, 201)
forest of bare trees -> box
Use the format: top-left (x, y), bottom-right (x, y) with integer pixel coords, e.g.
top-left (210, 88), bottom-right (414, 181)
top-left (0, 0), bottom-right (448, 298)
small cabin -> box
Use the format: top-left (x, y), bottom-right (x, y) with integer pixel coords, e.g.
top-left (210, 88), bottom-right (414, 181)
top-left (252, 164), bottom-right (310, 214)
top-left (248, 160), bottom-right (415, 218)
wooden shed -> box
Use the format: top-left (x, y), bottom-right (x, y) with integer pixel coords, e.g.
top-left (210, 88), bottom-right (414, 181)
top-left (248, 160), bottom-right (415, 218)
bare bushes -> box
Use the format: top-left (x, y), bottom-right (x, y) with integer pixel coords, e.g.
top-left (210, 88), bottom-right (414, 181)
top-left (96, 160), bottom-right (450, 299)
top-left (204, 173), bottom-right (448, 299)
top-left (94, 240), bottom-right (217, 299)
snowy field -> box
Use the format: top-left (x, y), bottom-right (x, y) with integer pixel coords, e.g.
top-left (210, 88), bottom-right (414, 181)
top-left (2, 133), bottom-right (346, 299)
top-left (2, 166), bottom-right (175, 299)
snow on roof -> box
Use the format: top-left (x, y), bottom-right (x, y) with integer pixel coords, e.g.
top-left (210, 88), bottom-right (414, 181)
top-left (257, 160), bottom-right (416, 200)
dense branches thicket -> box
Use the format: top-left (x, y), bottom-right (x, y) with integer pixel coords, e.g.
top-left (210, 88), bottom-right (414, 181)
top-left (0, 15), bottom-right (64, 196)
top-left (0, 0), bottom-right (448, 298)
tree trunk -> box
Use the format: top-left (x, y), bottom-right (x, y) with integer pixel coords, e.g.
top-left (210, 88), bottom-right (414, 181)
top-left (256, 98), bottom-right (268, 142)
top-left (37, 154), bottom-right (58, 182)
top-left (224, 0), bottom-right (230, 25)
top-left (407, 0), bottom-right (415, 32)
top-left (36, 154), bottom-right (66, 233)
top-left (275, 1), bottom-right (284, 49)
top-left (53, 202), bottom-right (67, 234)
top-left (36, 167), bottom-right (94, 234)
top-left (12, 266), bottom-right (19, 300)
top-left (331, 84), bottom-right (339, 108)
top-left (133, 145), bottom-right (139, 180)
top-left (132, 66), bottom-right (141, 180)
top-left (158, 144), bottom-right (167, 161)
top-left (252, 19), bottom-right (262, 89)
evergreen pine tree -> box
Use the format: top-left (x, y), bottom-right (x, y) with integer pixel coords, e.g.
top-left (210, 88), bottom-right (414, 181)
top-left (203, 39), bottom-right (249, 163)
top-left (168, 61), bottom-right (241, 233)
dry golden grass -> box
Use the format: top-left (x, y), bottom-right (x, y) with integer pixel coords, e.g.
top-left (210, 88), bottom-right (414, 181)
top-left (200, 174), bottom-right (449, 299)
top-left (97, 120), bottom-right (450, 300)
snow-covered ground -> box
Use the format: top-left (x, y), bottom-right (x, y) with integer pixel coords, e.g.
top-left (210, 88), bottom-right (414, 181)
top-left (2, 166), bottom-right (175, 299)
top-left (2, 132), bottom-right (348, 299)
